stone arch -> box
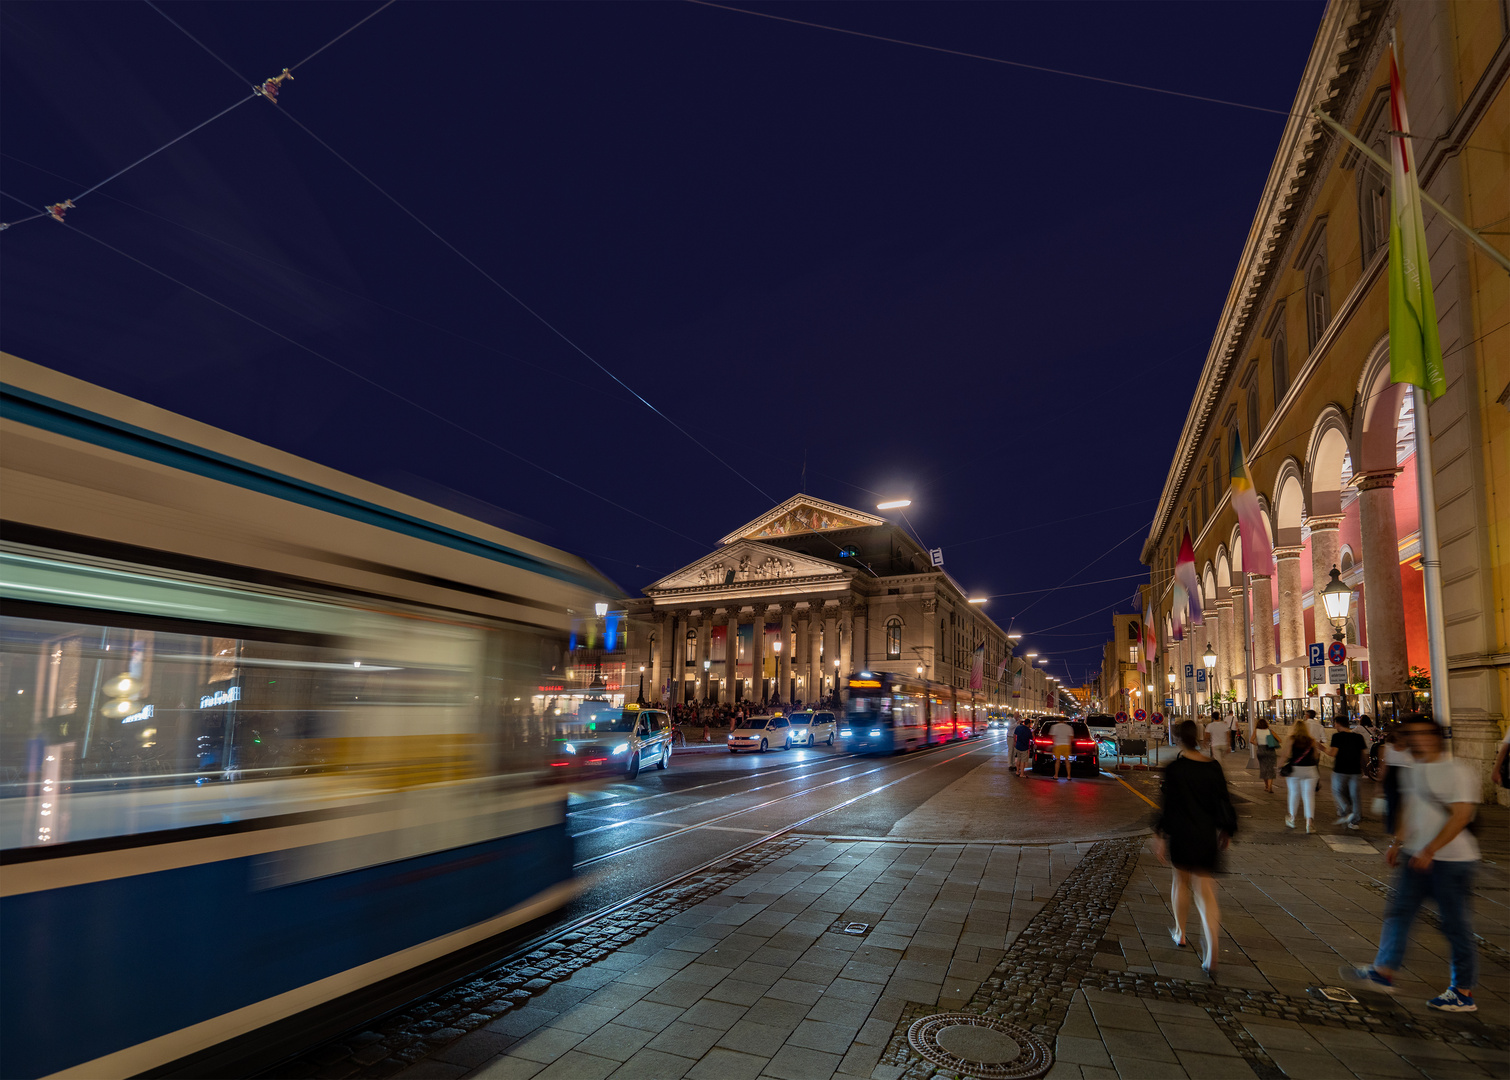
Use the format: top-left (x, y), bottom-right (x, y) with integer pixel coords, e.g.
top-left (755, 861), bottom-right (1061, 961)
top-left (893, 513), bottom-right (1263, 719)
top-left (1272, 460), bottom-right (1307, 548)
top-left (1256, 495), bottom-right (1277, 548)
top-left (1228, 525), bottom-right (1244, 574)
top-left (1202, 564), bottom-right (1218, 607)
top-left (1353, 335), bottom-right (1408, 476)
top-left (1215, 547), bottom-right (1232, 589)
top-left (1306, 406), bottom-right (1352, 517)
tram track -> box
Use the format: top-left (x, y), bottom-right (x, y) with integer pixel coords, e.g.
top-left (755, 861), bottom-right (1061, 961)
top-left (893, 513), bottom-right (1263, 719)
top-left (574, 733), bottom-right (1005, 869)
top-left (565, 749), bottom-right (857, 816)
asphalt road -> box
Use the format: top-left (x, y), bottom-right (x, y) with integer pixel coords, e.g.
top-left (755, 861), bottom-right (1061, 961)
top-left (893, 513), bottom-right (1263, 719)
top-left (559, 731), bottom-right (1154, 921)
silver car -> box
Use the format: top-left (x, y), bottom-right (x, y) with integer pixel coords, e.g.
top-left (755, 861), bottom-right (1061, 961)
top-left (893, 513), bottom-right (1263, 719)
top-left (728, 714), bottom-right (794, 752)
top-left (556, 704), bottom-right (672, 779)
top-left (789, 710), bottom-right (837, 746)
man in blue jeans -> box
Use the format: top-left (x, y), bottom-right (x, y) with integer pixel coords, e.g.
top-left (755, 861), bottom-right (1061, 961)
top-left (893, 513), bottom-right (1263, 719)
top-left (1325, 715), bottom-right (1366, 828)
top-left (1344, 715), bottom-right (1479, 1012)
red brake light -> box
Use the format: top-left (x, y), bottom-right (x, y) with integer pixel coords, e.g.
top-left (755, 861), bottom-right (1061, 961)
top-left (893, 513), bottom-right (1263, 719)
top-left (1075, 740), bottom-right (1095, 747)
top-left (1034, 738), bottom-right (1051, 746)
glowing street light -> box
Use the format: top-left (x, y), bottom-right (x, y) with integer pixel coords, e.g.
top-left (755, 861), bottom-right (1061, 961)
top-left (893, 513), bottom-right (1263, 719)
top-left (876, 499), bottom-right (912, 510)
top-left (1024, 651), bottom-right (1038, 659)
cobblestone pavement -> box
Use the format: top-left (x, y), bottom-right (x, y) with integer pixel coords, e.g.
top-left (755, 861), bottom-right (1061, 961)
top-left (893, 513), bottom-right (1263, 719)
top-left (277, 750), bottom-right (1508, 1080)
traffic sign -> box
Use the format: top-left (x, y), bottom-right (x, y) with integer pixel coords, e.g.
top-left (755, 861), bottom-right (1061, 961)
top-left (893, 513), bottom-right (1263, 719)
top-left (1195, 668), bottom-right (1206, 686)
top-left (1185, 663), bottom-right (1194, 679)
top-left (1328, 666), bottom-right (1349, 685)
top-left (1164, 698), bottom-right (1174, 707)
top-left (1328, 641), bottom-right (1348, 665)
top-left (1308, 643), bottom-right (1326, 667)
top-left (1134, 708), bottom-right (1146, 721)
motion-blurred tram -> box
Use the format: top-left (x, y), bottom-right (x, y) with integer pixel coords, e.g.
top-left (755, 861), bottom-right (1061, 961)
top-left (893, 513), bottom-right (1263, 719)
top-left (0, 355), bottom-right (621, 1078)
top-left (838, 671), bottom-right (985, 754)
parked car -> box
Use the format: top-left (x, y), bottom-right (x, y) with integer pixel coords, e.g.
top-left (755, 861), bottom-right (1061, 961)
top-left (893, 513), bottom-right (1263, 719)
top-left (549, 704), bottom-right (672, 779)
top-left (728, 714), bottom-right (795, 752)
top-left (789, 710), bottom-right (837, 746)
top-left (1031, 719), bottom-right (1101, 777)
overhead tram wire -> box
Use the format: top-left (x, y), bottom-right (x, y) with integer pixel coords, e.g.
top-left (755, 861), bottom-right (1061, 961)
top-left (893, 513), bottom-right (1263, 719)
top-left (684, 0), bottom-right (1300, 119)
top-left (142, 0), bottom-right (774, 506)
top-left (2, 2), bottom-right (395, 233)
top-left (50, 216), bottom-right (708, 550)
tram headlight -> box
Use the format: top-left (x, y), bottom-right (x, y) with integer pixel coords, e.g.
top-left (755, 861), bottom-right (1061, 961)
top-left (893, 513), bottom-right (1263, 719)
top-left (563, 743), bottom-right (576, 755)
top-left (612, 743), bottom-right (629, 755)
top-left (870, 729), bottom-right (881, 737)
top-left (840, 728), bottom-right (852, 736)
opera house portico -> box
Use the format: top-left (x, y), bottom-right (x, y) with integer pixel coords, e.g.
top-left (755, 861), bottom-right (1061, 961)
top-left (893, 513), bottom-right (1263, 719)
top-left (623, 495), bottom-right (1021, 708)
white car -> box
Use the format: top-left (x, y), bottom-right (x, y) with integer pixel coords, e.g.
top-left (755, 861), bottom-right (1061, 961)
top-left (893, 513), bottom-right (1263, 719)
top-left (789, 710), bottom-right (837, 746)
top-left (728, 714), bottom-right (795, 752)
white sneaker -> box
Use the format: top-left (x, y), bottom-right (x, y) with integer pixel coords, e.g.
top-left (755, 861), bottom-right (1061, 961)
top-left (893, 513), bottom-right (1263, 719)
top-left (1306, 819), bottom-right (1314, 834)
top-left (1285, 815), bottom-right (1295, 829)
top-left (1334, 816), bottom-right (1351, 825)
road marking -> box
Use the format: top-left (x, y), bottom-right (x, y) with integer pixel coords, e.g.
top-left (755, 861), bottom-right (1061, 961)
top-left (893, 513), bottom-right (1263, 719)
top-left (1103, 770), bottom-right (1158, 808)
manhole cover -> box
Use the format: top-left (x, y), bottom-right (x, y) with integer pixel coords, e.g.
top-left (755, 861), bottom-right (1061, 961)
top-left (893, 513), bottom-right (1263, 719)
top-left (907, 1013), bottom-right (1052, 1079)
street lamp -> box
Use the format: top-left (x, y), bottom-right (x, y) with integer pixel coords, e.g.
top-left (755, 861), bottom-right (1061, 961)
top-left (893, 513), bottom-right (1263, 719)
top-left (771, 640), bottom-right (782, 704)
top-left (916, 665), bottom-right (924, 676)
top-left (876, 499), bottom-right (911, 510)
top-left (1321, 565), bottom-right (1352, 642)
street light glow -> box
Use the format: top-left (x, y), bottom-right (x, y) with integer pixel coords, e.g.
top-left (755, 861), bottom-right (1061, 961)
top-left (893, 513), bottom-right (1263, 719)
top-left (968, 597), bottom-right (988, 604)
top-left (876, 499), bottom-right (911, 510)
top-left (1024, 651), bottom-right (1038, 658)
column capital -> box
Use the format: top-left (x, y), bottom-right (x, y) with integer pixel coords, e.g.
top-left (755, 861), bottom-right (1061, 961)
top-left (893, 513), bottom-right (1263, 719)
top-left (1227, 585), bottom-right (1245, 598)
top-left (699, 607), bottom-right (718, 621)
top-left (795, 606), bottom-right (811, 623)
top-left (921, 597), bottom-right (938, 615)
top-left (1273, 545), bottom-right (1305, 562)
top-left (779, 601), bottom-right (796, 617)
top-left (1306, 513), bottom-right (1345, 532)
top-left (1353, 469), bottom-right (1401, 492)
top-left (1214, 598), bottom-right (1233, 610)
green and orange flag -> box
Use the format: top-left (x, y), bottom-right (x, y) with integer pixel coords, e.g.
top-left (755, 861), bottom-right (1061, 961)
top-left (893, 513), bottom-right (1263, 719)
top-left (1387, 38), bottom-right (1447, 399)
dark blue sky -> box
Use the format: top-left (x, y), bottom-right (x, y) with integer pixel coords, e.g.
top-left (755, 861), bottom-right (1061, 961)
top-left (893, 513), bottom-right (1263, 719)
top-left (0, 1), bottom-right (1323, 685)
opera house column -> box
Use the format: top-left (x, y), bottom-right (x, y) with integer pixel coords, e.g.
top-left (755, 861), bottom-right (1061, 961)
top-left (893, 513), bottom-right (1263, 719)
top-left (1214, 598), bottom-right (1234, 699)
top-left (838, 601), bottom-right (854, 701)
top-left (698, 608), bottom-right (716, 702)
top-left (1275, 547), bottom-right (1307, 700)
top-left (853, 606), bottom-right (867, 670)
top-left (651, 612), bottom-right (668, 704)
top-left (1249, 578), bottom-right (1275, 703)
top-left (1356, 471), bottom-right (1408, 694)
top-left (797, 606), bottom-right (813, 704)
top-left (751, 604), bottom-right (767, 705)
top-left (1307, 515), bottom-right (1344, 696)
top-left (669, 609), bottom-right (686, 703)
top-left (777, 603), bottom-right (794, 705)
top-left (822, 605), bottom-right (838, 698)
top-left (723, 608), bottom-right (738, 705)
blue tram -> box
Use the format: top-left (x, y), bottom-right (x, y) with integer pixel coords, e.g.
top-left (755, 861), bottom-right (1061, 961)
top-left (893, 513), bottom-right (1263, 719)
top-left (0, 355), bottom-right (620, 1078)
top-left (838, 671), bottom-right (984, 754)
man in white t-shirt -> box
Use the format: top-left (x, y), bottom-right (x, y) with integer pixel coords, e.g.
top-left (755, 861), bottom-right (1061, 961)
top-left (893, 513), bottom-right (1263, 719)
top-left (1049, 719), bottom-right (1074, 780)
top-left (1205, 713), bottom-right (1231, 758)
top-left (1345, 716), bottom-right (1479, 1013)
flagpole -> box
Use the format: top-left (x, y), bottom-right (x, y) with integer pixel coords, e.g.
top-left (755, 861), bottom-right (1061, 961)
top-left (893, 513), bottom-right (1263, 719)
top-left (1412, 385), bottom-right (1453, 735)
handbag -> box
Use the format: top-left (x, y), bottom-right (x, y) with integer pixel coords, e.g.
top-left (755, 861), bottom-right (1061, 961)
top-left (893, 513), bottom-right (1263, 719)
top-left (1280, 761), bottom-right (1294, 777)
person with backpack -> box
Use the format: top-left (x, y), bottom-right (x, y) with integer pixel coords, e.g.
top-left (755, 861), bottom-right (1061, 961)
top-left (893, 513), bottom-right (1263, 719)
top-left (1153, 719), bottom-right (1238, 980)
top-left (1254, 715), bottom-right (1279, 793)
top-left (1282, 718), bottom-right (1321, 833)
top-left (1345, 715), bottom-right (1480, 1012)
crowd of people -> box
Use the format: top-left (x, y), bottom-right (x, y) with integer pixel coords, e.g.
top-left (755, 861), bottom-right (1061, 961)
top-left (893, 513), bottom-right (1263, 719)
top-left (662, 698), bottom-right (836, 740)
top-left (1149, 709), bottom-right (1503, 1016)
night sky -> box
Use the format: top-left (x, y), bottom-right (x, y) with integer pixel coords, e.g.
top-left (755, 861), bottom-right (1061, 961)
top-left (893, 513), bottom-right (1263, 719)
top-left (1, 1), bottom-right (1324, 686)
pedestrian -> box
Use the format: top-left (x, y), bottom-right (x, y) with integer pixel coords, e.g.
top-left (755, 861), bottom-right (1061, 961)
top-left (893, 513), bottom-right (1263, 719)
top-left (1205, 711), bottom-right (1231, 760)
top-left (1012, 717), bottom-right (1034, 776)
top-left (1325, 714), bottom-right (1367, 828)
top-left (1344, 715), bottom-right (1480, 1012)
top-left (1254, 715), bottom-right (1279, 793)
top-left (1049, 716), bottom-right (1074, 779)
top-left (1493, 724), bottom-right (1510, 792)
top-left (1381, 727), bottom-right (1411, 833)
top-left (1153, 718), bottom-right (1238, 980)
top-left (1282, 718), bottom-right (1321, 833)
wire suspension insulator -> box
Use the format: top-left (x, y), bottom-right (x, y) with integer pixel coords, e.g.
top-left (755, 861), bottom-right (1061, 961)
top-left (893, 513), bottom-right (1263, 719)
top-left (258, 68), bottom-right (294, 104)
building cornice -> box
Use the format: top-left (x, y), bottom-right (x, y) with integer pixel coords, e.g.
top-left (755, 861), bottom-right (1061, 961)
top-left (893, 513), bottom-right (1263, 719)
top-left (1141, 0), bottom-right (1390, 566)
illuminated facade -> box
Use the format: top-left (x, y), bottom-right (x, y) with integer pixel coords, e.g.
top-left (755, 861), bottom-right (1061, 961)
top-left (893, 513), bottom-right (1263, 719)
top-left (624, 495), bottom-right (1012, 707)
top-left (1140, 1), bottom-right (1507, 794)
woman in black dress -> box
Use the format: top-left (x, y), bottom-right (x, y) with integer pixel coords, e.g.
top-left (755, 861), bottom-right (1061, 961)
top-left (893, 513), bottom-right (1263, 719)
top-left (1153, 719), bottom-right (1239, 978)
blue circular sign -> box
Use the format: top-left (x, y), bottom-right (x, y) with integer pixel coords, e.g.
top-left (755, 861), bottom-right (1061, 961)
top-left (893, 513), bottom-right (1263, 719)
top-left (1134, 708), bottom-right (1147, 721)
top-left (1328, 641), bottom-right (1348, 665)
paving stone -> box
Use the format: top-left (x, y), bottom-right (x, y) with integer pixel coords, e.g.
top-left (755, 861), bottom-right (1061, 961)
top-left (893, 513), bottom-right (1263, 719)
top-left (570, 1023), bottom-right (656, 1063)
top-left (764, 1043), bottom-right (843, 1080)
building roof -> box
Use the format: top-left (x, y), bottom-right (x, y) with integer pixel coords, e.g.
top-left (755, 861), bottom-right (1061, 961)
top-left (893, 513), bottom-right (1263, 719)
top-left (718, 494), bottom-right (885, 546)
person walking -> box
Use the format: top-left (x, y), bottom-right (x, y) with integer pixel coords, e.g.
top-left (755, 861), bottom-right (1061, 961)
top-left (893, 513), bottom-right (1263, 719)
top-left (1380, 727), bottom-right (1411, 833)
top-left (1205, 711), bottom-right (1232, 761)
top-left (1153, 719), bottom-right (1238, 980)
top-left (1325, 715), bottom-right (1367, 828)
top-left (1012, 717), bottom-right (1034, 777)
top-left (1283, 718), bottom-right (1321, 833)
top-left (1254, 715), bottom-right (1279, 793)
top-left (1049, 717), bottom-right (1074, 780)
top-left (1345, 715), bottom-right (1480, 1012)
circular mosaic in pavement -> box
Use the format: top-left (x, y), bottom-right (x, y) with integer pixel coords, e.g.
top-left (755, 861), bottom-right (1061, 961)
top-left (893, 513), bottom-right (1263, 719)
top-left (906, 1012), bottom-right (1053, 1079)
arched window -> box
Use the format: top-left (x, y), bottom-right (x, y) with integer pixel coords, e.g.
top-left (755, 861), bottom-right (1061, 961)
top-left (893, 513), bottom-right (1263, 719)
top-left (1272, 332), bottom-right (1289, 406)
top-left (685, 628), bottom-right (697, 665)
top-left (885, 617), bottom-right (902, 659)
top-left (1306, 260), bottom-right (1329, 349)
top-left (1247, 391), bottom-right (1261, 448)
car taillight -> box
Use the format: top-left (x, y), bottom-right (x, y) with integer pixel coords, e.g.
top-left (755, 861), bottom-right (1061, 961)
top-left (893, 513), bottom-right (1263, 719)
top-left (1075, 740), bottom-right (1095, 747)
top-left (1034, 738), bottom-right (1051, 747)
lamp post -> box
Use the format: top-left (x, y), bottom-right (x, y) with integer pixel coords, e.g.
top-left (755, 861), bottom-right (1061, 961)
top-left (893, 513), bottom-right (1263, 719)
top-left (1202, 644), bottom-right (1216, 711)
top-left (703, 659), bottom-right (711, 704)
top-left (772, 640), bottom-right (782, 705)
top-left (1167, 666), bottom-right (1177, 716)
top-left (833, 657), bottom-right (840, 706)
top-left (638, 664), bottom-right (646, 705)
top-left (1320, 565), bottom-right (1352, 642)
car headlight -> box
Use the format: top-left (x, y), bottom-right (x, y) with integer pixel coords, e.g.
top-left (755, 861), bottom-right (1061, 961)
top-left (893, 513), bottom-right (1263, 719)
top-left (840, 729), bottom-right (852, 736)
top-left (870, 729), bottom-right (881, 736)
top-left (563, 743), bottom-right (576, 755)
top-left (612, 743), bottom-right (629, 755)
top-left (727, 734), bottom-right (735, 740)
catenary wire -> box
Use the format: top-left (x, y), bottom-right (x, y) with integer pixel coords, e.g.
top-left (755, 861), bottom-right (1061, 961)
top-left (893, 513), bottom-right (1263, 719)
top-left (685, 0), bottom-right (1298, 119)
top-left (56, 218), bottom-right (709, 550)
